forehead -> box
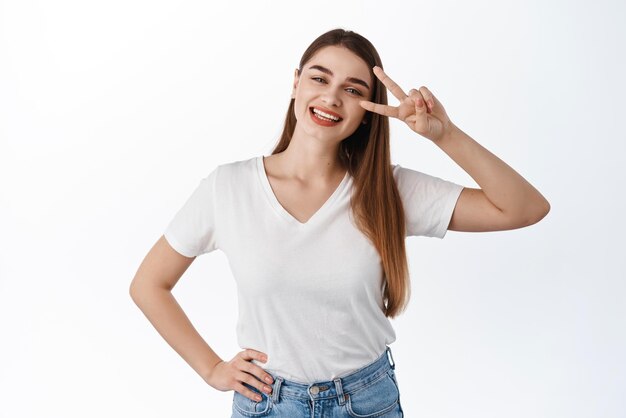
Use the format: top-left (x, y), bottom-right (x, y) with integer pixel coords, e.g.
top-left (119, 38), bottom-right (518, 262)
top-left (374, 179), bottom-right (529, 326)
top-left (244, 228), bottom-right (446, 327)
top-left (304, 45), bottom-right (371, 81)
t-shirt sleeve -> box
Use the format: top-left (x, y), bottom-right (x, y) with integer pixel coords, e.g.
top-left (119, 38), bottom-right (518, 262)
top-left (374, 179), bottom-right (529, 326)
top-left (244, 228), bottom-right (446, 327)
top-left (393, 164), bottom-right (464, 238)
top-left (163, 167), bottom-right (220, 257)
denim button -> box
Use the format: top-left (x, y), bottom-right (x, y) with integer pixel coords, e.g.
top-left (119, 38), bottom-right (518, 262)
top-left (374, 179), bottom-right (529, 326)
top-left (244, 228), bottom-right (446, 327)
top-left (309, 386), bottom-right (319, 395)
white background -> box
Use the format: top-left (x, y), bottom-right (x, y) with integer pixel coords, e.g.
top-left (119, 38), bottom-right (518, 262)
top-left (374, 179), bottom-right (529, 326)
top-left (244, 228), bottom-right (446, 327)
top-left (1, 0), bottom-right (625, 417)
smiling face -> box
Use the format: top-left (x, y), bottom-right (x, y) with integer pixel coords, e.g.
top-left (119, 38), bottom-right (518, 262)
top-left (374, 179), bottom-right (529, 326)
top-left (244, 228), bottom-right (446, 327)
top-left (291, 45), bottom-right (373, 144)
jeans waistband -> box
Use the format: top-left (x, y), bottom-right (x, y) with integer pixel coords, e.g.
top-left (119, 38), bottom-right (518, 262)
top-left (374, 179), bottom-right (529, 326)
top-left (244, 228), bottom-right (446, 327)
top-left (268, 346), bottom-right (396, 404)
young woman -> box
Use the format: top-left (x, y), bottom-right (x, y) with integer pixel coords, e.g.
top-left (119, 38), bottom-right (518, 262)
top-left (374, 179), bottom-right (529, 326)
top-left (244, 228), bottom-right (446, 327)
top-left (130, 28), bottom-right (550, 417)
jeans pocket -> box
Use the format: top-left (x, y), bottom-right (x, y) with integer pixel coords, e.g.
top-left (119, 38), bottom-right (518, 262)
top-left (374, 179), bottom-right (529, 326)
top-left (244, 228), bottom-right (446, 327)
top-left (345, 371), bottom-right (400, 417)
top-left (232, 383), bottom-right (273, 417)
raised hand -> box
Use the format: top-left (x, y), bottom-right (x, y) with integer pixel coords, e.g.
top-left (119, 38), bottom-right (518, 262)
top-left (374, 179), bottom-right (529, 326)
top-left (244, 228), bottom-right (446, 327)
top-left (360, 66), bottom-right (454, 143)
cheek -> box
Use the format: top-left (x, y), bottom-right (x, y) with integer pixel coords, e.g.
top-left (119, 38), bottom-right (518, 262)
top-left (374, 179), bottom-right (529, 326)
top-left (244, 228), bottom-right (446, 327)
top-left (293, 98), bottom-right (307, 120)
top-left (349, 106), bottom-right (366, 123)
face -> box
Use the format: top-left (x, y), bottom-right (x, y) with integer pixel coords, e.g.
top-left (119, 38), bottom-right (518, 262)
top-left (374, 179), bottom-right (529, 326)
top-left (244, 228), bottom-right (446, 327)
top-left (291, 45), bottom-right (372, 143)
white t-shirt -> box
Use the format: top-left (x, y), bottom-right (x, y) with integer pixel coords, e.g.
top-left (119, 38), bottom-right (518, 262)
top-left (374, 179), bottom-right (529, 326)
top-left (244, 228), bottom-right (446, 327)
top-left (163, 155), bottom-right (464, 383)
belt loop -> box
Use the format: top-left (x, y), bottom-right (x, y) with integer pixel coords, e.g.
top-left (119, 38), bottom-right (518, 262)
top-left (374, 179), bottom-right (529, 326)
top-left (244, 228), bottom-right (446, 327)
top-left (271, 376), bottom-right (283, 403)
top-left (333, 378), bottom-right (347, 406)
top-left (386, 346), bottom-right (396, 370)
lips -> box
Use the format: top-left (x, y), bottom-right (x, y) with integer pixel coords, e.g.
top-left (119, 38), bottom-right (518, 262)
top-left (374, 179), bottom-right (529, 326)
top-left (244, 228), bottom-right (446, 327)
top-left (309, 106), bottom-right (343, 127)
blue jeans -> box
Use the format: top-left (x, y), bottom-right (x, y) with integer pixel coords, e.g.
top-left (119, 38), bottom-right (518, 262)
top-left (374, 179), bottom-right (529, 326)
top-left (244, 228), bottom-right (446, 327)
top-left (231, 346), bottom-right (404, 417)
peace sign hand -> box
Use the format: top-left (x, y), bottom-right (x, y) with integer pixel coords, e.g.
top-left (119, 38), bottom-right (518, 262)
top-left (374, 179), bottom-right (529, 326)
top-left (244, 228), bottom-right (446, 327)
top-left (360, 66), bottom-right (454, 143)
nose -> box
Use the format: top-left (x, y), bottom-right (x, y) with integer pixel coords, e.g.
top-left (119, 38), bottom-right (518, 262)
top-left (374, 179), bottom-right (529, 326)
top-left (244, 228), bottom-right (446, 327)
top-left (321, 87), bottom-right (342, 107)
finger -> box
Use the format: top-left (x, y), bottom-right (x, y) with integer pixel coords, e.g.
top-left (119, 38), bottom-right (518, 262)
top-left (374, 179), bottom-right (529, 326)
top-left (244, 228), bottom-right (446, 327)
top-left (412, 97), bottom-right (430, 133)
top-left (418, 86), bottom-right (437, 110)
top-left (414, 96), bottom-right (427, 114)
top-left (408, 88), bottom-right (427, 103)
top-left (408, 88), bottom-right (420, 97)
top-left (234, 382), bottom-right (266, 403)
top-left (239, 349), bottom-right (268, 363)
top-left (373, 66), bottom-right (407, 102)
top-left (237, 358), bottom-right (274, 385)
top-left (238, 371), bottom-right (273, 398)
top-left (360, 100), bottom-right (399, 118)
top-left (407, 88), bottom-right (431, 112)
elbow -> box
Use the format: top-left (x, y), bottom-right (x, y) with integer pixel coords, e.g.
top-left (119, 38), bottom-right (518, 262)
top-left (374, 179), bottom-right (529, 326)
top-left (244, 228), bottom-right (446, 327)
top-left (129, 279), bottom-right (140, 304)
top-left (505, 197), bottom-right (550, 229)
top-left (129, 276), bottom-right (171, 307)
top-left (541, 198), bottom-right (551, 218)
top-left (536, 196), bottom-right (551, 222)
top-left (524, 198), bottom-right (551, 227)
top-left (129, 276), bottom-right (149, 306)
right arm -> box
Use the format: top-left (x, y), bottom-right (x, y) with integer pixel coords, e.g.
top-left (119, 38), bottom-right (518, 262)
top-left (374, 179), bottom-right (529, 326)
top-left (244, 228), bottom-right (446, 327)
top-left (129, 235), bottom-right (274, 402)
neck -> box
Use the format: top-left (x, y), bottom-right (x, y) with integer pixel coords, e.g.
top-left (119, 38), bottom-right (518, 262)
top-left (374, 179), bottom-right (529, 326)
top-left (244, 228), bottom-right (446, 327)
top-left (274, 128), bottom-right (345, 183)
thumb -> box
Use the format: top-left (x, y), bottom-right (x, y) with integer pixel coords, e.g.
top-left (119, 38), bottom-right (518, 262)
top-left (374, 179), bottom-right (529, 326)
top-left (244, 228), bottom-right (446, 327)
top-left (414, 96), bottom-right (426, 113)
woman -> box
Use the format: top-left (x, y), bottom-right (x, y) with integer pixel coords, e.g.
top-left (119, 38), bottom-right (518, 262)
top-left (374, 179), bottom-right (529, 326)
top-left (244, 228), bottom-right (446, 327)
top-left (129, 28), bottom-right (550, 417)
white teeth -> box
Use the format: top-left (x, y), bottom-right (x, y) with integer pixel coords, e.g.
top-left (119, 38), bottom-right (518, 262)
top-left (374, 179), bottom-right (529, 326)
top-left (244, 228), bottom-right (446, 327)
top-left (312, 108), bottom-right (340, 121)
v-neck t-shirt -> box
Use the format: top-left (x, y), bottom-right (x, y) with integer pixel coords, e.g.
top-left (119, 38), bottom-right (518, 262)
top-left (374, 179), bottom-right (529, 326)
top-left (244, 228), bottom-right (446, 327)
top-left (163, 155), bottom-right (464, 383)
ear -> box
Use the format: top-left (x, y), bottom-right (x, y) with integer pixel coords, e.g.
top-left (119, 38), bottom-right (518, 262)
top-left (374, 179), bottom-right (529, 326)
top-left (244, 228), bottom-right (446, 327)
top-left (291, 68), bottom-right (300, 99)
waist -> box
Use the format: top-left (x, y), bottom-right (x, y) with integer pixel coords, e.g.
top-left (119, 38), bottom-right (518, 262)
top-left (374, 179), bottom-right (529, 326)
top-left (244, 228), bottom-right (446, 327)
top-left (267, 346), bottom-right (396, 401)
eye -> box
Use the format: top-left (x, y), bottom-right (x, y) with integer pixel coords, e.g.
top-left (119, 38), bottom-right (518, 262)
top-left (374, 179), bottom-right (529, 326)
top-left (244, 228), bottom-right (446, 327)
top-left (345, 87), bottom-right (363, 96)
top-left (311, 76), bottom-right (326, 83)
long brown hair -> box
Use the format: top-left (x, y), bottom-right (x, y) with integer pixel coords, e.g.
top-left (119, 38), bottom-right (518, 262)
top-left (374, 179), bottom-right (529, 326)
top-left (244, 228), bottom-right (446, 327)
top-left (270, 28), bottom-right (410, 318)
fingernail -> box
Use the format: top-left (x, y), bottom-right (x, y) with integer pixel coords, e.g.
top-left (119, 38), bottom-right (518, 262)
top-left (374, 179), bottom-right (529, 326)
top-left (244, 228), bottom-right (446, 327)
top-left (265, 376), bottom-right (273, 383)
top-left (256, 395), bottom-right (262, 401)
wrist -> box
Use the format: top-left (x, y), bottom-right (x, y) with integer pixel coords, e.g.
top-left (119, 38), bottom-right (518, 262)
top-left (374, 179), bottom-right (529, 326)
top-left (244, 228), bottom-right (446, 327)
top-left (202, 358), bottom-right (224, 386)
top-left (435, 121), bottom-right (460, 146)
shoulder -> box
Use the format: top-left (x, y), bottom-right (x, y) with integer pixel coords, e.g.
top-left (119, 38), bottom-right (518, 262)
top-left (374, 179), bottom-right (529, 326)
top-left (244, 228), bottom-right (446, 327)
top-left (205, 155), bottom-right (260, 183)
top-left (391, 162), bottom-right (464, 203)
top-left (391, 162), bottom-right (447, 186)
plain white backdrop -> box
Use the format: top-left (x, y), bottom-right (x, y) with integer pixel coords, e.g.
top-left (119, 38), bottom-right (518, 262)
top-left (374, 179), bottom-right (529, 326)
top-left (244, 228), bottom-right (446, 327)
top-left (1, 0), bottom-right (625, 417)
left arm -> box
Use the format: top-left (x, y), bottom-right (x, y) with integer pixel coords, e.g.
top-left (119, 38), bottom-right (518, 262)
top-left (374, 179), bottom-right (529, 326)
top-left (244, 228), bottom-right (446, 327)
top-left (360, 66), bottom-right (550, 232)
top-left (435, 123), bottom-right (550, 232)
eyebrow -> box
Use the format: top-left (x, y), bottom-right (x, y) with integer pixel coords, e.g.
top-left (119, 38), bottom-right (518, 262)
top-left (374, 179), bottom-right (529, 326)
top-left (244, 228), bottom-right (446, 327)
top-left (307, 64), bottom-right (371, 90)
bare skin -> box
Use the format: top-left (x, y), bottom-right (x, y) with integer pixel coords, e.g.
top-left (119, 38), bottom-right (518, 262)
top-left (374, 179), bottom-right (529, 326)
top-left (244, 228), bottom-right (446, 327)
top-left (128, 46), bottom-right (373, 404)
top-left (130, 45), bottom-right (549, 405)
top-left (360, 66), bottom-right (550, 229)
top-left (261, 154), bottom-right (347, 224)
top-left (129, 236), bottom-right (273, 402)
top-left (267, 46), bottom-right (372, 192)
top-left (258, 45), bottom-right (373, 223)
